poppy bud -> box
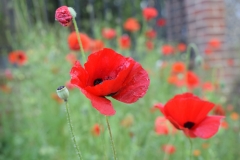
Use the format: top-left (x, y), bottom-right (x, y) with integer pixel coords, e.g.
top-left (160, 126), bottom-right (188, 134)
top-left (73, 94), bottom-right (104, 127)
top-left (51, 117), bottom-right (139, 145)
top-left (55, 6), bottom-right (74, 27)
top-left (195, 55), bottom-right (203, 66)
top-left (56, 86), bottom-right (69, 101)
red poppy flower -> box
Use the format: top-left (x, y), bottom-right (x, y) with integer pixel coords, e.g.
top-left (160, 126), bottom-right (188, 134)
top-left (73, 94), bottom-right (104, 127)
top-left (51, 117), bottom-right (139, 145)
top-left (177, 43), bottom-right (187, 52)
top-left (123, 18), bottom-right (140, 32)
top-left (55, 6), bottom-right (72, 27)
top-left (167, 74), bottom-right (185, 87)
top-left (161, 45), bottom-right (174, 55)
top-left (171, 62), bottom-right (186, 73)
top-left (145, 29), bottom-right (157, 39)
top-left (102, 28), bottom-right (116, 40)
top-left (90, 39), bottom-right (105, 52)
top-left (8, 50), bottom-right (27, 66)
top-left (158, 93), bottom-right (224, 139)
top-left (146, 41), bottom-right (154, 50)
top-left (186, 71), bottom-right (199, 89)
top-left (213, 105), bottom-right (225, 116)
top-left (119, 35), bottom-right (131, 49)
top-left (142, 7), bottom-right (158, 21)
top-left (70, 48), bottom-right (150, 116)
top-left (162, 144), bottom-right (176, 154)
top-left (208, 38), bottom-right (221, 49)
top-left (66, 52), bottom-right (77, 65)
top-left (91, 124), bottom-right (102, 136)
top-left (204, 47), bottom-right (213, 55)
top-left (155, 116), bottom-right (169, 135)
top-left (202, 82), bottom-right (214, 92)
top-left (157, 18), bottom-right (166, 27)
top-left (68, 32), bottom-right (92, 51)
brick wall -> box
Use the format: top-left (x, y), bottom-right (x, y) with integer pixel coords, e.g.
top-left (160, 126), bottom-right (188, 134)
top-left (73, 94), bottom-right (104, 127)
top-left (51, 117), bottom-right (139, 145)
top-left (166, 0), bottom-right (240, 93)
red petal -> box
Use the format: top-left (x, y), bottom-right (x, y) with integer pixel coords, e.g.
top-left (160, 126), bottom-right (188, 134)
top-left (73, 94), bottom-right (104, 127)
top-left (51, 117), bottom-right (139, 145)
top-left (164, 93), bottom-right (215, 127)
top-left (70, 61), bottom-right (88, 88)
top-left (85, 59), bottom-right (134, 96)
top-left (81, 89), bottom-right (116, 116)
top-left (112, 58), bottom-right (150, 103)
top-left (193, 116), bottom-right (224, 139)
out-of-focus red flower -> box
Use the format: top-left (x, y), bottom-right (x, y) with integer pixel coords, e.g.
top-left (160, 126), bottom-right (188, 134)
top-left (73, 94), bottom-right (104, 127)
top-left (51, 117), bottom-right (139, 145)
top-left (204, 47), bottom-right (213, 55)
top-left (202, 82), bottom-right (214, 92)
top-left (55, 6), bottom-right (72, 27)
top-left (157, 18), bottom-right (166, 27)
top-left (221, 120), bottom-right (228, 129)
top-left (171, 62), bottom-right (186, 73)
top-left (0, 85), bottom-right (11, 93)
top-left (145, 29), bottom-right (156, 39)
top-left (230, 112), bottom-right (239, 121)
top-left (68, 32), bottom-right (92, 51)
top-left (162, 144), bottom-right (176, 154)
top-left (66, 53), bottom-right (77, 65)
top-left (227, 58), bottom-right (234, 66)
top-left (121, 114), bottom-right (134, 128)
top-left (161, 45), bottom-right (174, 55)
top-left (159, 93), bottom-right (224, 139)
top-left (167, 74), bottom-right (185, 87)
top-left (142, 7), bottom-right (158, 21)
top-left (208, 38), bottom-right (221, 49)
top-left (123, 18), bottom-right (140, 32)
top-left (91, 124), bottom-right (102, 136)
top-left (213, 105), bottom-right (225, 116)
top-left (102, 28), bottom-right (116, 40)
top-left (186, 71), bottom-right (199, 89)
top-left (90, 39), bottom-right (105, 52)
top-left (177, 43), bottom-right (187, 52)
top-left (146, 41), bottom-right (154, 51)
top-left (70, 48), bottom-right (150, 116)
top-left (119, 35), bottom-right (131, 49)
top-left (193, 150), bottom-right (201, 157)
top-left (65, 80), bottom-right (75, 90)
top-left (155, 116), bottom-right (169, 135)
top-left (8, 50), bottom-right (27, 66)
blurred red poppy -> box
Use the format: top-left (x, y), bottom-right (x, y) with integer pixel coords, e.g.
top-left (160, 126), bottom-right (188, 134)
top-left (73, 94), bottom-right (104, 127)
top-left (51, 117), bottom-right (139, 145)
top-left (55, 6), bottom-right (72, 27)
top-left (90, 39), bottom-right (105, 52)
top-left (202, 82), bottom-right (214, 92)
top-left (146, 41), bottom-right (154, 50)
top-left (91, 124), bottom-right (102, 136)
top-left (4, 69), bottom-right (13, 80)
top-left (119, 35), bottom-right (131, 49)
top-left (142, 7), bottom-right (158, 21)
top-left (102, 28), bottom-right (116, 39)
top-left (123, 18), bottom-right (140, 32)
top-left (177, 43), bottom-right (187, 52)
top-left (204, 47), bottom-right (213, 55)
top-left (66, 52), bottom-right (77, 65)
top-left (158, 93), bottom-right (224, 139)
top-left (186, 71), bottom-right (199, 89)
top-left (145, 29), bottom-right (156, 39)
top-left (171, 62), bottom-right (186, 73)
top-left (155, 116), bottom-right (177, 135)
top-left (68, 32), bottom-right (92, 51)
top-left (162, 144), bottom-right (176, 154)
top-left (8, 50), bottom-right (27, 66)
top-left (70, 48), bottom-right (150, 116)
top-left (213, 105), bottom-right (225, 116)
top-left (157, 18), bottom-right (166, 27)
top-left (208, 38), bottom-right (221, 49)
top-left (161, 45), bottom-right (174, 55)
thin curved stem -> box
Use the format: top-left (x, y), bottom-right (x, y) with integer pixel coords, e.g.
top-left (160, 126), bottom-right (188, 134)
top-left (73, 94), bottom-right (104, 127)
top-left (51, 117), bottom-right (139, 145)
top-left (105, 116), bottom-right (117, 160)
top-left (72, 18), bottom-right (86, 62)
top-left (187, 136), bottom-right (193, 160)
top-left (64, 101), bottom-right (83, 160)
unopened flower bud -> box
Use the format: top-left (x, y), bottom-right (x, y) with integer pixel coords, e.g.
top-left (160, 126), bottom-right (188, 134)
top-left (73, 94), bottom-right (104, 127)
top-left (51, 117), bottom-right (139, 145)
top-left (56, 86), bottom-right (69, 101)
top-left (195, 55), bottom-right (203, 66)
top-left (55, 6), bottom-right (73, 27)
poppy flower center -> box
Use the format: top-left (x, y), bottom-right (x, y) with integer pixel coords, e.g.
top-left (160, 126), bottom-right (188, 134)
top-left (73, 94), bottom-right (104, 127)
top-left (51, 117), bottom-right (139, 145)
top-left (183, 121), bottom-right (195, 129)
top-left (94, 78), bottom-right (103, 86)
top-left (18, 54), bottom-right (24, 60)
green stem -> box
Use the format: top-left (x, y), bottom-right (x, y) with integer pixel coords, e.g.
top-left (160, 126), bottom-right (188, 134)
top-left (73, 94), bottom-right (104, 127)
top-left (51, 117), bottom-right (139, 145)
top-left (72, 18), bottom-right (86, 62)
top-left (105, 116), bottom-right (117, 160)
top-left (187, 136), bottom-right (193, 160)
top-left (186, 43), bottom-right (200, 70)
top-left (64, 101), bottom-right (83, 160)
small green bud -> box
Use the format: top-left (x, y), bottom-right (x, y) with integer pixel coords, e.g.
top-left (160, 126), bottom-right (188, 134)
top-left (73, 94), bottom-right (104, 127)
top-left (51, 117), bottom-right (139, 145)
top-left (68, 7), bottom-right (77, 18)
top-left (56, 86), bottom-right (69, 101)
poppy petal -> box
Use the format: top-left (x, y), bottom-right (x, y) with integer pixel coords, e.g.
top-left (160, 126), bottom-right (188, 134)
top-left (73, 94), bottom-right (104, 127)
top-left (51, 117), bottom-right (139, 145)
top-left (81, 89), bottom-right (116, 116)
top-left (70, 61), bottom-right (88, 88)
top-left (193, 116), bottom-right (224, 139)
top-left (112, 58), bottom-right (150, 103)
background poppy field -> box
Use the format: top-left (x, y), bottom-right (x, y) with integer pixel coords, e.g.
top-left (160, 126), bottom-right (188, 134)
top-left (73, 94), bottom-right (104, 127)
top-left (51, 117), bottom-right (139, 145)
top-left (1, 1), bottom-right (240, 160)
